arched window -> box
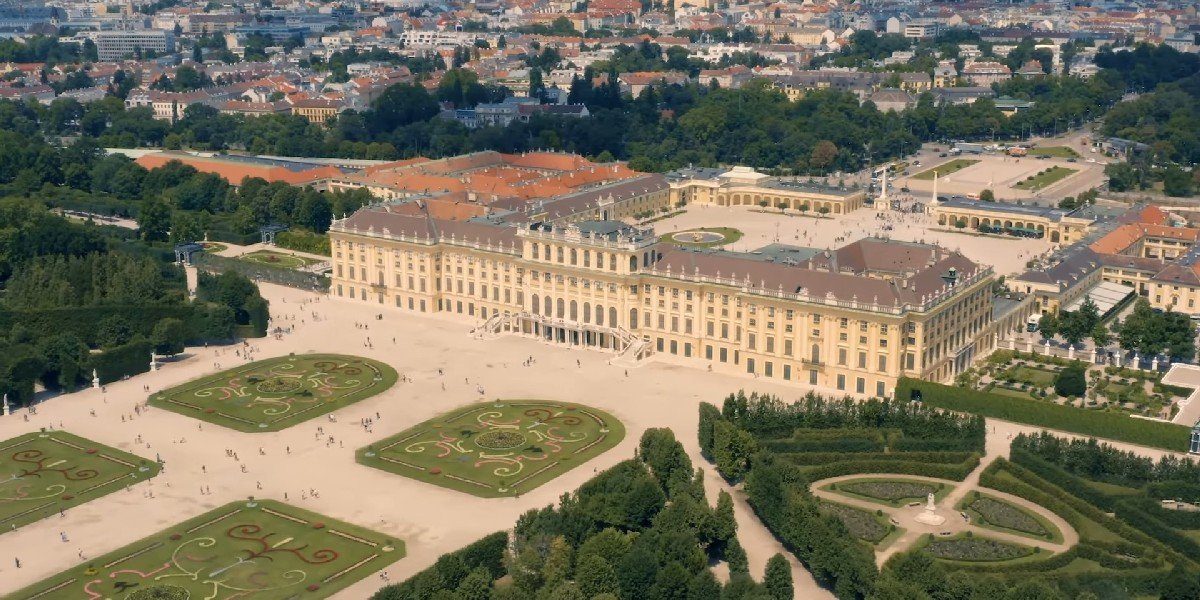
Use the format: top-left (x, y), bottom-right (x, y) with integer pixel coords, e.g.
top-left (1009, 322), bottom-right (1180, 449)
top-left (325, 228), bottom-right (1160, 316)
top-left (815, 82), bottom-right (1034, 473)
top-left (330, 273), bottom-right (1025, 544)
top-left (629, 256), bottom-right (637, 272)
top-left (531, 294), bottom-right (540, 315)
top-left (811, 344), bottom-right (820, 363)
top-left (583, 302), bottom-right (591, 323)
top-left (596, 304), bottom-right (604, 326)
top-left (570, 248), bottom-right (577, 265)
top-left (570, 300), bottom-right (578, 320)
top-left (532, 245), bottom-right (539, 259)
top-left (543, 296), bottom-right (552, 316)
top-left (609, 307), bottom-right (617, 328)
top-left (557, 298), bottom-right (565, 318)
top-left (629, 308), bottom-right (638, 329)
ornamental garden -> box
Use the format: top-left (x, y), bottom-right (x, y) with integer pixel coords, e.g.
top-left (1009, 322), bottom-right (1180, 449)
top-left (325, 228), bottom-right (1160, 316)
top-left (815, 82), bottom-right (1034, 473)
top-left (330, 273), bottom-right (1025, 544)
top-left (0, 431), bottom-right (159, 532)
top-left (10, 499), bottom-right (404, 600)
top-left (697, 390), bottom-right (1200, 598)
top-left (358, 400), bottom-right (624, 498)
top-left (238, 250), bottom-right (324, 270)
top-left (149, 354), bottom-right (397, 432)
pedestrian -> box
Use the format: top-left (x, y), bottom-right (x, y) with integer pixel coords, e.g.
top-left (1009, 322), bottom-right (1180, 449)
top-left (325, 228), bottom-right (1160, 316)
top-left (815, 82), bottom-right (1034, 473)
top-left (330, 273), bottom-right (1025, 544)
top-left (15, 557), bottom-right (20, 568)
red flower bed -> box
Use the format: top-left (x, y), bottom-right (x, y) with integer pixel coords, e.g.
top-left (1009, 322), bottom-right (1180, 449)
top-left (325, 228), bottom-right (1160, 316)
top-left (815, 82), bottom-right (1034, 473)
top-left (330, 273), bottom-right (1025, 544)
top-left (204, 408), bottom-right (216, 414)
top-left (169, 534), bottom-right (182, 540)
top-left (85, 449), bottom-right (97, 454)
top-left (307, 584), bottom-right (320, 592)
top-left (312, 522), bottom-right (325, 529)
top-left (61, 494), bottom-right (74, 501)
top-left (429, 467), bottom-right (442, 475)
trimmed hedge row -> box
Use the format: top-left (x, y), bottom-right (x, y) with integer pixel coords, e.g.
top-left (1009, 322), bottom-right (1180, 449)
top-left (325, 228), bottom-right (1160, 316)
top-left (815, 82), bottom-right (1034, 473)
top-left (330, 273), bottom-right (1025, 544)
top-left (1009, 449), bottom-right (1116, 511)
top-left (762, 437), bottom-right (883, 453)
top-left (1114, 497), bottom-right (1200, 560)
top-left (802, 454), bottom-right (980, 483)
top-left (781, 451), bottom-right (975, 466)
top-left (89, 339), bottom-right (153, 385)
top-left (897, 377), bottom-right (1191, 452)
top-left (890, 437), bottom-right (984, 452)
top-left (0, 305), bottom-right (233, 348)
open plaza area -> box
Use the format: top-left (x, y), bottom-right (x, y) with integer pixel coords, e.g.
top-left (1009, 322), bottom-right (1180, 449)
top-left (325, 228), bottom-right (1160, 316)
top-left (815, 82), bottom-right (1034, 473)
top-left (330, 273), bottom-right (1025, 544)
top-left (651, 201), bottom-right (1052, 277)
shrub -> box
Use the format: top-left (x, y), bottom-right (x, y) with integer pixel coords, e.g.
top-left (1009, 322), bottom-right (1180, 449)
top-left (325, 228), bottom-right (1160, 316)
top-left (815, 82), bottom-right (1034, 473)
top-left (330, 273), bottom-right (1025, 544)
top-left (1053, 364), bottom-right (1087, 397)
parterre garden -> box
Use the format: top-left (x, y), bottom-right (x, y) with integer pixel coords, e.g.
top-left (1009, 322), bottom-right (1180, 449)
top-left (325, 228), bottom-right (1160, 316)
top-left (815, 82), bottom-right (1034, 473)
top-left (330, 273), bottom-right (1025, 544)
top-left (238, 249), bottom-right (323, 270)
top-left (0, 431), bottom-right (159, 532)
top-left (10, 499), bottom-right (404, 600)
top-left (149, 354), bottom-right (397, 432)
top-left (960, 491), bottom-right (1061, 542)
top-left (827, 478), bottom-right (951, 507)
top-left (816, 502), bottom-right (896, 545)
top-left (358, 400), bottom-right (624, 498)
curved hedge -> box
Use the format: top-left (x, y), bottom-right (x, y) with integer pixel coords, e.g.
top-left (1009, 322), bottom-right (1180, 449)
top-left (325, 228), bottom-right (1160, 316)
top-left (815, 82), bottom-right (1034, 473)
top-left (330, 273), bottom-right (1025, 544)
top-left (802, 454), bottom-right (980, 483)
top-left (897, 377), bottom-right (1190, 452)
top-left (783, 451), bottom-right (975, 466)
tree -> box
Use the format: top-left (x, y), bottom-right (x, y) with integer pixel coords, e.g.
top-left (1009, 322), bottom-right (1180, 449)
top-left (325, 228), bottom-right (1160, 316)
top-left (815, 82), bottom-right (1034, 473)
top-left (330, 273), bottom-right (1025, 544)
top-left (712, 490), bottom-right (737, 544)
top-left (810, 140), bottom-right (838, 173)
top-left (1038, 312), bottom-right (1059, 340)
top-left (725, 537), bottom-right (749, 574)
top-left (764, 554), bottom-right (793, 600)
top-left (1054, 363), bottom-right (1086, 397)
top-left (1162, 165), bottom-right (1195, 197)
top-left (980, 189), bottom-right (995, 202)
top-left (150, 318), bottom-right (185, 356)
top-left (1091, 323), bottom-right (1111, 349)
top-left (576, 555), bottom-right (619, 598)
top-left (454, 566), bottom-right (492, 600)
top-left (138, 198), bottom-right (171, 242)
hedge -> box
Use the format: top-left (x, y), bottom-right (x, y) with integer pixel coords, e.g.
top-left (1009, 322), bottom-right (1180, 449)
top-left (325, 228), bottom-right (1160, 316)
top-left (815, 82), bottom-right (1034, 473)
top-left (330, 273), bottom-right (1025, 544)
top-left (897, 377), bottom-right (1191, 452)
top-left (0, 306), bottom-right (196, 347)
top-left (761, 437), bottom-right (883, 453)
top-left (801, 454), bottom-right (980, 482)
top-left (86, 339), bottom-right (153, 384)
top-left (1009, 449), bottom-right (1116, 511)
top-left (781, 451), bottom-right (975, 466)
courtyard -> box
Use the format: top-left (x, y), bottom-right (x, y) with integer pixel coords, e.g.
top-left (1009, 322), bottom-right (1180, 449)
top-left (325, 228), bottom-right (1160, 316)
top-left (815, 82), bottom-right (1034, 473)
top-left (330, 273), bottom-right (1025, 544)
top-left (150, 354), bottom-right (397, 432)
top-left (653, 202), bottom-right (1051, 277)
top-left (359, 400), bottom-right (623, 497)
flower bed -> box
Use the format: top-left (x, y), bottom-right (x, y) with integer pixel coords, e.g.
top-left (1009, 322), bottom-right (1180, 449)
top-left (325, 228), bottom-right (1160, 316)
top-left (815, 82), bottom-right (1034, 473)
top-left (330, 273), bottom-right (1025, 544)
top-left (925, 537), bottom-right (1034, 561)
top-left (969, 497), bottom-right (1048, 537)
top-left (818, 502), bottom-right (891, 543)
top-left (840, 480), bottom-right (938, 504)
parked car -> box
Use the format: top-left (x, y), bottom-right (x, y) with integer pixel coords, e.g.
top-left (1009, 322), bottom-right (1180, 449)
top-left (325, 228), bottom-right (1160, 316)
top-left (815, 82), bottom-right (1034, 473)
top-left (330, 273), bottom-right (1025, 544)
top-left (939, 153), bottom-right (948, 157)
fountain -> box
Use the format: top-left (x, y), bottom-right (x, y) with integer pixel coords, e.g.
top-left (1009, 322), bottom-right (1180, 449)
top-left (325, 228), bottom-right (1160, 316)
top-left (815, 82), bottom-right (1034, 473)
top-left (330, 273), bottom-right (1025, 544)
top-left (914, 492), bottom-right (946, 526)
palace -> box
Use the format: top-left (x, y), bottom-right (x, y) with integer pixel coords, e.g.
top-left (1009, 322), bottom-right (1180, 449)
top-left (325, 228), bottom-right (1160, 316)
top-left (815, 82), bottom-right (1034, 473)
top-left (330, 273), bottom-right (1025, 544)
top-left (329, 205), bottom-right (996, 393)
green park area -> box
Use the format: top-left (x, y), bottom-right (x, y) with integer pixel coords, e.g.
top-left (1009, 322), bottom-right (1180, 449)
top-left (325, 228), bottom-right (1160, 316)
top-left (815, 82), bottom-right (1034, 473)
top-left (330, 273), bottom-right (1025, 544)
top-left (0, 432), bottom-right (159, 532)
top-left (912, 159), bottom-right (980, 180)
top-left (1013, 166), bottom-right (1077, 190)
top-left (1027, 146), bottom-right (1082, 158)
top-left (10, 499), bottom-right (404, 600)
top-left (824, 478), bottom-right (954, 507)
top-left (358, 400), bottom-right (624, 498)
top-left (238, 250), bottom-right (324, 270)
top-left (150, 354), bottom-right (396, 432)
top-left (663, 227), bottom-right (743, 248)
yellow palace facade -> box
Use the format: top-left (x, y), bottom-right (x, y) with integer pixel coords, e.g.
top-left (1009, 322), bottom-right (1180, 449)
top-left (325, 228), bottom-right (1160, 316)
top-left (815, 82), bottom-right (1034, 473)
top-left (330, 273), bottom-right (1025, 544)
top-left (329, 207), bottom-right (996, 394)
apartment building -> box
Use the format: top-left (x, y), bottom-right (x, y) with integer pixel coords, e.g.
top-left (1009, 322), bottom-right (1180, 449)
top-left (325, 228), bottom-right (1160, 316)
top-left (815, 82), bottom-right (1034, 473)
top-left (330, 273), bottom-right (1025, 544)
top-left (329, 211), bottom-right (995, 391)
top-left (94, 29), bottom-right (175, 61)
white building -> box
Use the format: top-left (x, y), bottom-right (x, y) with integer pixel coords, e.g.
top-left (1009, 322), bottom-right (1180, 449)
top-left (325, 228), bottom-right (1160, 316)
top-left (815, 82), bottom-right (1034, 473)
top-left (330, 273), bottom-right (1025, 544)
top-left (94, 29), bottom-right (176, 61)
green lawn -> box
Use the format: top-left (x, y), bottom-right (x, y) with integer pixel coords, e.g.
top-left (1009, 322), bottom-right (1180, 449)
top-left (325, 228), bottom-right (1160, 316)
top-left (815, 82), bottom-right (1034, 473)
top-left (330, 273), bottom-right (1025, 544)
top-left (0, 432), bottom-right (159, 532)
top-left (9, 500), bottom-right (404, 600)
top-left (1027, 146), bottom-right (1082, 159)
top-left (663, 227), bottom-right (744, 248)
top-left (358, 400), bottom-right (624, 498)
top-left (912, 159), bottom-right (980, 180)
top-left (824, 477), bottom-right (954, 507)
top-left (150, 354), bottom-right (397, 432)
top-left (1012, 366), bottom-right (1057, 386)
top-left (1013, 166), bottom-right (1078, 190)
top-left (958, 492), bottom-right (1064, 543)
top-left (990, 386), bottom-right (1036, 400)
top-left (239, 250), bottom-right (323, 270)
